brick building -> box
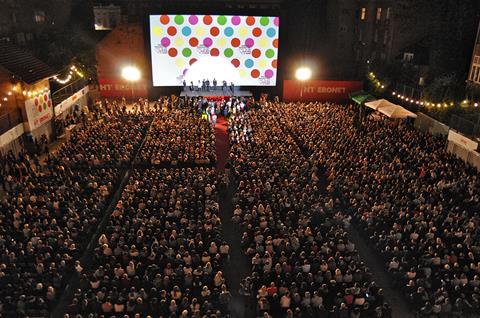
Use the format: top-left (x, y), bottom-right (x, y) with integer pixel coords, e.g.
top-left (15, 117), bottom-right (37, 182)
top-left (96, 23), bottom-right (149, 98)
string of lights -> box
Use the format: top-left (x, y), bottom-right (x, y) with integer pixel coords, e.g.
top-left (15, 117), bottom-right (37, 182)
top-left (52, 64), bottom-right (84, 85)
top-left (0, 63), bottom-right (85, 108)
top-left (368, 72), bottom-right (479, 109)
top-left (0, 85), bottom-right (51, 107)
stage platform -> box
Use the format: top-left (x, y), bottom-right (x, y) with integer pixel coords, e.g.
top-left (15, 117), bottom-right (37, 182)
top-left (180, 89), bottom-right (252, 97)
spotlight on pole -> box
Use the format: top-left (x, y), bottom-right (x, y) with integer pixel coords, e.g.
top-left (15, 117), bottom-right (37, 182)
top-left (122, 66), bottom-right (141, 100)
top-left (295, 67), bottom-right (312, 81)
top-left (122, 66), bottom-right (141, 82)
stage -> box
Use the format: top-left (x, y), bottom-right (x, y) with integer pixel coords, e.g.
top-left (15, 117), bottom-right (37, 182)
top-left (180, 89), bottom-right (253, 98)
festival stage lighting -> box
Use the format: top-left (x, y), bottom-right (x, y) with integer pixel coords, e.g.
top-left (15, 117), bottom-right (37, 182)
top-left (122, 66), bottom-right (141, 99)
top-left (122, 66), bottom-right (141, 82)
top-left (295, 67), bottom-right (312, 81)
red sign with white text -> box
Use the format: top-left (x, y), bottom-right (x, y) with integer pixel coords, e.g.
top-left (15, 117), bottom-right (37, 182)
top-left (98, 77), bottom-right (148, 98)
top-left (283, 80), bottom-right (363, 102)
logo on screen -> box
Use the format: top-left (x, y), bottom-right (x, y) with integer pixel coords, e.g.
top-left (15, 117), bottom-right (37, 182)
top-left (197, 45), bottom-right (210, 55)
top-left (154, 44), bottom-right (167, 54)
top-left (259, 77), bottom-right (271, 85)
top-left (239, 45), bottom-right (251, 55)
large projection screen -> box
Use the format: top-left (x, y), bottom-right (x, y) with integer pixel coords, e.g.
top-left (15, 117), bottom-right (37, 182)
top-left (149, 14), bottom-right (279, 86)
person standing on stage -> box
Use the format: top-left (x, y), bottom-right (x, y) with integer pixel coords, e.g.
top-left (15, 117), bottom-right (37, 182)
top-left (206, 79), bottom-right (210, 91)
top-left (197, 80), bottom-right (201, 91)
top-left (230, 82), bottom-right (235, 94)
top-left (223, 80), bottom-right (227, 92)
top-left (213, 78), bottom-right (217, 91)
top-left (190, 81), bottom-right (194, 91)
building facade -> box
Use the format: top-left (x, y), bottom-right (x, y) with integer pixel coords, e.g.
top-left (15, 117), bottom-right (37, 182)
top-left (93, 4), bottom-right (122, 30)
top-left (90, 0), bottom-right (436, 84)
top-left (467, 20), bottom-right (480, 92)
top-left (0, 0), bottom-right (72, 45)
top-left (96, 23), bottom-right (149, 98)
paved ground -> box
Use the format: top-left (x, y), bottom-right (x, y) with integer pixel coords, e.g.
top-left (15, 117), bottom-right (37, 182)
top-left (214, 116), bottom-right (255, 318)
top-left (346, 225), bottom-right (415, 318)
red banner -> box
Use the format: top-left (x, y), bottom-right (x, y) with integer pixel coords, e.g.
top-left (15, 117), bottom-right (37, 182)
top-left (283, 80), bottom-right (363, 102)
top-left (98, 77), bottom-right (148, 98)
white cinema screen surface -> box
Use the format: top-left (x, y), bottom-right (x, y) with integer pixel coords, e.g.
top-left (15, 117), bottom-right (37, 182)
top-left (149, 14), bottom-right (279, 86)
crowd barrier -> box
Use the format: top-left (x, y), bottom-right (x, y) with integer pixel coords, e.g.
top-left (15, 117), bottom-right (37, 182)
top-left (414, 112), bottom-right (449, 136)
top-left (447, 141), bottom-right (480, 171)
top-left (415, 112), bottom-right (480, 172)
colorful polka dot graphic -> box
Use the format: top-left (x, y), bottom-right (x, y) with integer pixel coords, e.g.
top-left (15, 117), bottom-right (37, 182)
top-left (150, 14), bottom-right (279, 86)
top-left (33, 92), bottom-right (52, 113)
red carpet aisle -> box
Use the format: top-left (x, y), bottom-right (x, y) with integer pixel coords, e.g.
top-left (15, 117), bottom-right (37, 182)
top-left (214, 116), bottom-right (230, 172)
top-left (214, 116), bottom-right (254, 317)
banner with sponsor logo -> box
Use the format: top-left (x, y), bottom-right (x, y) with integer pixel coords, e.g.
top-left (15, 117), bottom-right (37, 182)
top-left (283, 80), bottom-right (363, 102)
top-left (448, 130), bottom-right (478, 151)
top-left (98, 77), bottom-right (148, 98)
top-left (0, 123), bottom-right (24, 148)
top-left (24, 91), bottom-right (53, 131)
top-left (55, 86), bottom-right (90, 116)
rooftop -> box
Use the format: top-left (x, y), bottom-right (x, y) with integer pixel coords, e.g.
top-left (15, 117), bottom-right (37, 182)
top-left (0, 41), bottom-right (56, 84)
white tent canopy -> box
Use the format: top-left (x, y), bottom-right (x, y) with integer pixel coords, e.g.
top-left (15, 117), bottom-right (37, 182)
top-left (364, 99), bottom-right (417, 119)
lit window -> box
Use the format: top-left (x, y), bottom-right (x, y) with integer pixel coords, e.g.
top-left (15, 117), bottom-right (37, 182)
top-left (376, 8), bottom-right (382, 21)
top-left (386, 8), bottom-right (391, 20)
top-left (361, 8), bottom-right (366, 20)
top-left (34, 11), bottom-right (45, 24)
top-left (403, 52), bottom-right (414, 62)
top-left (473, 67), bottom-right (479, 82)
top-left (470, 55), bottom-right (480, 83)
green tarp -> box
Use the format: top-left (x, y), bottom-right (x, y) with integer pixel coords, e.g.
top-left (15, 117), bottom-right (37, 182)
top-left (349, 90), bottom-right (376, 105)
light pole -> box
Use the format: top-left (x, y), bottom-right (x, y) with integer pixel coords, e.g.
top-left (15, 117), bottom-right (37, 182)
top-left (122, 66), bottom-right (141, 101)
top-left (295, 67), bottom-right (312, 99)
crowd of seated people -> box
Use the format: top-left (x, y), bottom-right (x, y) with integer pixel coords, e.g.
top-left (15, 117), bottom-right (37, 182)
top-left (65, 167), bottom-right (231, 318)
top-left (3, 91), bottom-right (479, 318)
top-left (0, 103), bottom-right (153, 317)
top-left (276, 102), bottom-right (480, 317)
top-left (138, 109), bottom-right (216, 166)
top-left (0, 155), bottom-right (118, 316)
top-left (229, 106), bottom-right (390, 318)
top-left (49, 109), bottom-right (153, 168)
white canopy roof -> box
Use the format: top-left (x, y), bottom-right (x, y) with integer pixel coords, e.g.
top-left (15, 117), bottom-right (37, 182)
top-left (364, 99), bottom-right (417, 119)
